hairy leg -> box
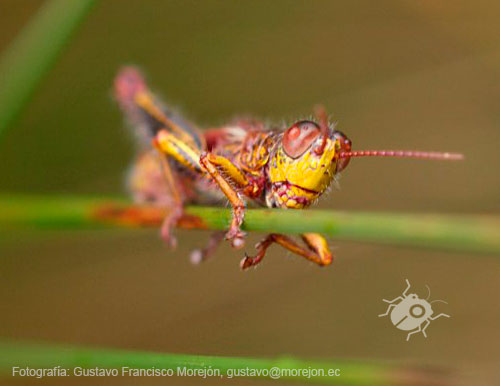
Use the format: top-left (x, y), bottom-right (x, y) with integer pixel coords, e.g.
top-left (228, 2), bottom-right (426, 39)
top-left (199, 152), bottom-right (254, 248)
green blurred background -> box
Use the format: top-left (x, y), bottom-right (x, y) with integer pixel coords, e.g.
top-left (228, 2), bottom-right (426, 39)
top-left (1, 1), bottom-right (499, 385)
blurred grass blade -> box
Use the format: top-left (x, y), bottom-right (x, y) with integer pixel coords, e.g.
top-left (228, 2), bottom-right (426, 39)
top-left (0, 0), bottom-right (96, 138)
top-left (0, 195), bottom-right (499, 255)
top-left (0, 341), bottom-right (452, 385)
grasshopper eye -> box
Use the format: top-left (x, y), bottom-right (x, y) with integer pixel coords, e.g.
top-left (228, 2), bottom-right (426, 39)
top-left (283, 120), bottom-right (321, 158)
top-left (333, 130), bottom-right (352, 172)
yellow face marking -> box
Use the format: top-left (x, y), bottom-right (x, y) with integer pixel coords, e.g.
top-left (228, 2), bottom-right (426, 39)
top-left (269, 138), bottom-right (338, 208)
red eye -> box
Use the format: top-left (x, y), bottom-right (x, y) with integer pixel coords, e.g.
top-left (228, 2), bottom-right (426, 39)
top-left (282, 120), bottom-right (321, 158)
top-left (334, 131), bottom-right (352, 172)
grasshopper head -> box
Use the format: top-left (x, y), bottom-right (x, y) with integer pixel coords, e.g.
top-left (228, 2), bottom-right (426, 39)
top-left (267, 106), bottom-right (463, 209)
top-left (268, 111), bottom-right (352, 209)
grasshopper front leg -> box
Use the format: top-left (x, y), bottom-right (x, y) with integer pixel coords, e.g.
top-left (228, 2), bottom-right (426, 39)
top-left (199, 153), bottom-right (254, 248)
top-left (241, 233), bottom-right (333, 269)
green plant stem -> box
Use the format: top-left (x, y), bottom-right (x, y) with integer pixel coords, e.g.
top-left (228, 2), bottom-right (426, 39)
top-left (0, 194), bottom-right (499, 255)
top-left (0, 341), bottom-right (449, 385)
top-left (0, 0), bottom-right (96, 138)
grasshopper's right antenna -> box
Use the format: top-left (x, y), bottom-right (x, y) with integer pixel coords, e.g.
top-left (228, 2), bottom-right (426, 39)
top-left (313, 105), bottom-right (330, 156)
top-left (338, 150), bottom-right (464, 161)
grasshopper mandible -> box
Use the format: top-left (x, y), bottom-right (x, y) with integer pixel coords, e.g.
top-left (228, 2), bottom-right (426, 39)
top-left (114, 67), bottom-right (463, 269)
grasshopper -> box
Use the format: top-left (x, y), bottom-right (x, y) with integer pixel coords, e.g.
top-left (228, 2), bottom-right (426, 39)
top-left (114, 67), bottom-right (463, 269)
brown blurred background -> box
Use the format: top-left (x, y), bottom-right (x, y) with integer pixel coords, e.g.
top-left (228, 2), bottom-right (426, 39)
top-left (1, 1), bottom-right (499, 385)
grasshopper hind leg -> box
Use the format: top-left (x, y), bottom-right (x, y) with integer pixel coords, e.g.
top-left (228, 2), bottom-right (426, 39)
top-left (128, 151), bottom-right (224, 258)
top-left (128, 151), bottom-right (170, 205)
top-left (127, 151), bottom-right (186, 248)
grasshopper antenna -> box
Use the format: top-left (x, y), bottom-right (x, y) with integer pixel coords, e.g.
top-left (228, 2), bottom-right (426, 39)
top-left (313, 105), bottom-right (330, 155)
top-left (338, 150), bottom-right (464, 161)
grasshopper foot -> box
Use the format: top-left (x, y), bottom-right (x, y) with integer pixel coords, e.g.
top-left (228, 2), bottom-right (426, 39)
top-left (190, 231), bottom-right (225, 264)
top-left (240, 239), bottom-right (268, 269)
top-left (241, 233), bottom-right (333, 270)
top-left (240, 253), bottom-right (260, 269)
top-left (225, 228), bottom-right (246, 249)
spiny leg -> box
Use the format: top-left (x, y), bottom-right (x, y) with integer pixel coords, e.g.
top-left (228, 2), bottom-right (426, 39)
top-left (199, 152), bottom-right (253, 248)
top-left (241, 232), bottom-right (333, 269)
